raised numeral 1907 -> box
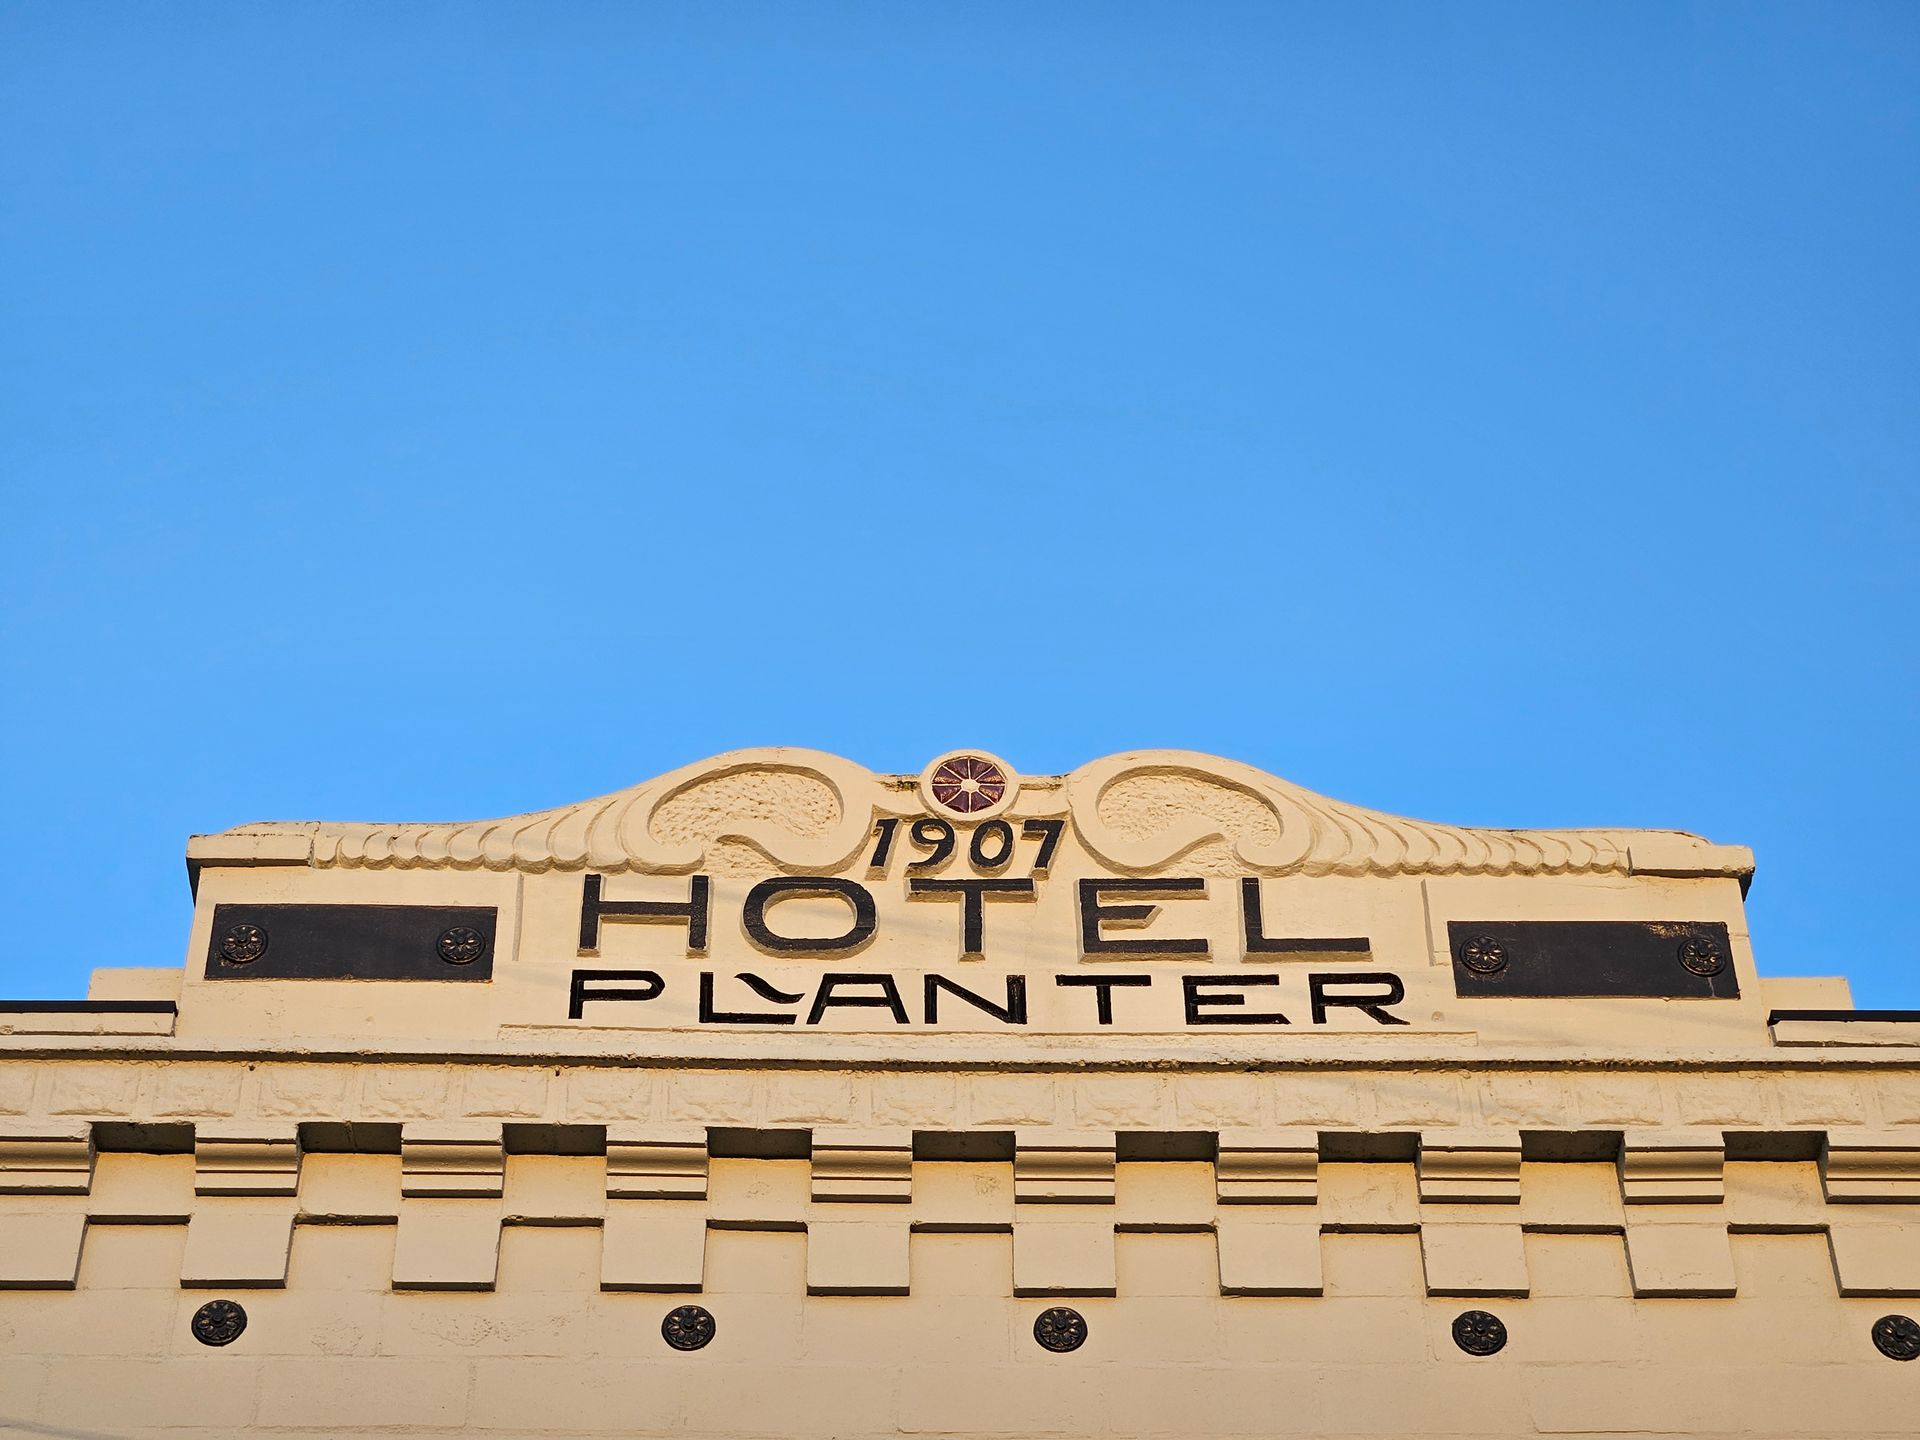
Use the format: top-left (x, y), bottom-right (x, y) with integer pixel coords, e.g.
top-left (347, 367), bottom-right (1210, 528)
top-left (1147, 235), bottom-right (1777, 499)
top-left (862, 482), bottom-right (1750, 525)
top-left (867, 817), bottom-right (1063, 875)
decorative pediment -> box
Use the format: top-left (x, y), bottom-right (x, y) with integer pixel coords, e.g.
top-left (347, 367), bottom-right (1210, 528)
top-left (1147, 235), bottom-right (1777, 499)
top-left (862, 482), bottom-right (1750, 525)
top-left (193, 747), bottom-right (1751, 882)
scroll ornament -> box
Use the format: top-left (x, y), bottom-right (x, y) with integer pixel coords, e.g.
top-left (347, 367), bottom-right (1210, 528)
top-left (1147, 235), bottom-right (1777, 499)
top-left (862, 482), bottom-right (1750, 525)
top-left (202, 748), bottom-right (1745, 882)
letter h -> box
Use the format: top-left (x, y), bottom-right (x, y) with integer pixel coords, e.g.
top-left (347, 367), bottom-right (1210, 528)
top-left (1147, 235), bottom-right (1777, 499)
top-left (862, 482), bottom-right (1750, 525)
top-left (579, 873), bottom-right (710, 955)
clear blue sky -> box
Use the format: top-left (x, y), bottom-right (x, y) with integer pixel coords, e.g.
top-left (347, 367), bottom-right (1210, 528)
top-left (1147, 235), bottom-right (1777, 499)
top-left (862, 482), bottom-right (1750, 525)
top-left (2, 3), bottom-right (1915, 1005)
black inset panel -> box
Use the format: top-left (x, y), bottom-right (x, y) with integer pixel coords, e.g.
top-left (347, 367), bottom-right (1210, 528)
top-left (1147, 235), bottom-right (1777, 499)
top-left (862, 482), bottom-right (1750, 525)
top-left (1447, 920), bottom-right (1738, 999)
top-left (204, 903), bottom-right (497, 981)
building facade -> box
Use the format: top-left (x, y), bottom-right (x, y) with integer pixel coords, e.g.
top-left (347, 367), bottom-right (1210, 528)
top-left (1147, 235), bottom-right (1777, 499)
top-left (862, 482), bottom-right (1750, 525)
top-left (1, 747), bottom-right (1915, 1437)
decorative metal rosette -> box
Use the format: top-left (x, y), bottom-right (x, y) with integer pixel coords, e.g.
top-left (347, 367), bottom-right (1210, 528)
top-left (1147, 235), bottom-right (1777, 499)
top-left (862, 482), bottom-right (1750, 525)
top-left (437, 925), bottom-right (486, 965)
top-left (191, 1299), bottom-right (248, 1347)
top-left (922, 750), bottom-right (1017, 819)
top-left (219, 923), bottom-right (268, 964)
top-left (1872, 1313), bottom-right (1920, 1362)
top-left (1032, 1306), bottom-right (1088, 1353)
top-left (1677, 937), bottom-right (1726, 978)
top-left (1451, 1309), bottom-right (1507, 1356)
top-left (661, 1304), bottom-right (716, 1352)
top-left (1458, 935), bottom-right (1508, 976)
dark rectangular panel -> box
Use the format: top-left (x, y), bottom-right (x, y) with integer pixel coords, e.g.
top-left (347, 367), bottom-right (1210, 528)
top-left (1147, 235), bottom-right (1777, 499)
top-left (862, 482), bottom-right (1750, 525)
top-left (1447, 920), bottom-right (1738, 999)
top-left (204, 903), bottom-right (496, 981)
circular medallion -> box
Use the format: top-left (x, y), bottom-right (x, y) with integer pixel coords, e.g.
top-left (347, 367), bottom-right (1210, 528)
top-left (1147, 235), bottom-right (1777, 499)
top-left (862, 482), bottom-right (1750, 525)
top-left (1872, 1313), bottom-right (1920, 1362)
top-left (191, 1299), bottom-right (248, 1347)
top-left (437, 926), bottom-right (486, 965)
top-left (921, 750), bottom-right (1018, 819)
top-left (661, 1304), bottom-right (716, 1352)
top-left (1451, 1309), bottom-right (1507, 1356)
top-left (1458, 936), bottom-right (1508, 977)
top-left (1032, 1306), bottom-right (1088, 1353)
top-left (1677, 938), bottom-right (1726, 978)
top-left (219, 924), bottom-right (267, 965)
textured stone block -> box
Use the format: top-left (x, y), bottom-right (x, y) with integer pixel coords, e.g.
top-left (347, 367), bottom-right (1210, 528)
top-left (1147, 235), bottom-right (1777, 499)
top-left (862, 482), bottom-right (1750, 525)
top-left (503, 1154), bottom-right (605, 1222)
top-left (1074, 1075), bottom-right (1170, 1129)
top-left (145, 1064), bottom-right (241, 1118)
top-left (601, 1202), bottom-right (706, 1291)
top-left (298, 1153), bottom-right (402, 1222)
top-left (910, 1161), bottom-right (1013, 1231)
top-left (358, 1066), bottom-right (453, 1120)
top-left (392, 1199), bottom-right (502, 1289)
top-left (46, 1066), bottom-right (140, 1116)
top-left (462, 1066), bottom-right (553, 1119)
top-left (867, 1074), bottom-right (957, 1128)
top-left (969, 1076), bottom-right (1059, 1127)
top-left (1012, 1219), bottom-right (1116, 1296)
top-left (0, 1211), bottom-right (87, 1288)
top-left (662, 1071), bottom-right (758, 1124)
top-left (249, 1063), bottom-right (354, 1120)
top-left (1419, 1222), bottom-right (1529, 1296)
top-left (764, 1073), bottom-right (856, 1125)
top-left (1624, 1220), bottom-right (1736, 1297)
top-left (0, 1066), bottom-right (37, 1116)
top-left (806, 1217), bottom-right (910, 1294)
top-left (1215, 1216), bottom-right (1322, 1295)
top-left (87, 1152), bottom-right (193, 1222)
top-left (180, 1200), bottom-right (295, 1286)
top-left (1827, 1224), bottom-right (1920, 1296)
top-left (564, 1067), bottom-right (658, 1123)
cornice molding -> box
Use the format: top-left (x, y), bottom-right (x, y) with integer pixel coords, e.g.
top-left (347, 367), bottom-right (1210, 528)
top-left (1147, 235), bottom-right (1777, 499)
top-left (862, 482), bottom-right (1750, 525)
top-left (191, 747), bottom-right (1752, 883)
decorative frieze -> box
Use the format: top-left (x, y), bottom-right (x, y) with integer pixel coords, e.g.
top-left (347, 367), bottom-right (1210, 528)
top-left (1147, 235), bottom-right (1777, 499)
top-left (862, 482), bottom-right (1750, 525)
top-left (1215, 1129), bottom-right (1318, 1205)
top-left (1013, 1129), bottom-right (1115, 1204)
top-left (400, 1121), bottom-right (505, 1199)
top-left (0, 1120), bottom-right (94, 1195)
top-left (1821, 1130), bottom-right (1920, 1203)
top-left (194, 1123), bottom-right (302, 1196)
top-left (606, 1126), bottom-right (708, 1200)
top-left (1418, 1132), bottom-right (1523, 1204)
top-left (1618, 1129), bottom-right (1725, 1205)
top-left (810, 1128), bottom-right (913, 1204)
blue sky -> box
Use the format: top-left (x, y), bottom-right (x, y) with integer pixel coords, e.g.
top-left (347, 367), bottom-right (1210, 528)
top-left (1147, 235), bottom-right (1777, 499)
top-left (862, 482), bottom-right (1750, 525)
top-left (2, 2), bottom-right (1915, 1005)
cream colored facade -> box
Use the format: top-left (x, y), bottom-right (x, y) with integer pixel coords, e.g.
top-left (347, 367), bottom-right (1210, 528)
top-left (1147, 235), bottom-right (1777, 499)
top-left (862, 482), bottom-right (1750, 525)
top-left (1, 747), bottom-right (1916, 1438)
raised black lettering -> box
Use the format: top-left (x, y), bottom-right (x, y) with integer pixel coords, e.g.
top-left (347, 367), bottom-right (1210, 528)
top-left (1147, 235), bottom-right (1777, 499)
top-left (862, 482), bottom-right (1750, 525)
top-left (806, 973), bottom-right (910, 1026)
top-left (1079, 878), bottom-right (1209, 956)
top-left (742, 877), bottom-right (877, 955)
top-left (908, 878), bottom-right (1036, 958)
top-left (1240, 878), bottom-right (1371, 956)
top-left (1022, 818), bottom-right (1065, 873)
top-left (1054, 972), bottom-right (1154, 1025)
top-left (969, 819), bottom-right (1016, 871)
top-left (1183, 974), bottom-right (1289, 1025)
top-left (699, 971), bottom-right (801, 1025)
top-left (579, 873), bottom-right (710, 954)
top-left (1309, 971), bottom-right (1409, 1026)
top-left (924, 973), bottom-right (1028, 1025)
top-left (868, 816), bottom-right (900, 871)
top-left (568, 968), bottom-right (665, 1019)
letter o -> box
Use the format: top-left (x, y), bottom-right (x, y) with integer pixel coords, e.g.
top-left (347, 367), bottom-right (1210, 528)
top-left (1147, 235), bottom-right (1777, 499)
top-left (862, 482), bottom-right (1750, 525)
top-left (742, 877), bottom-right (878, 955)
